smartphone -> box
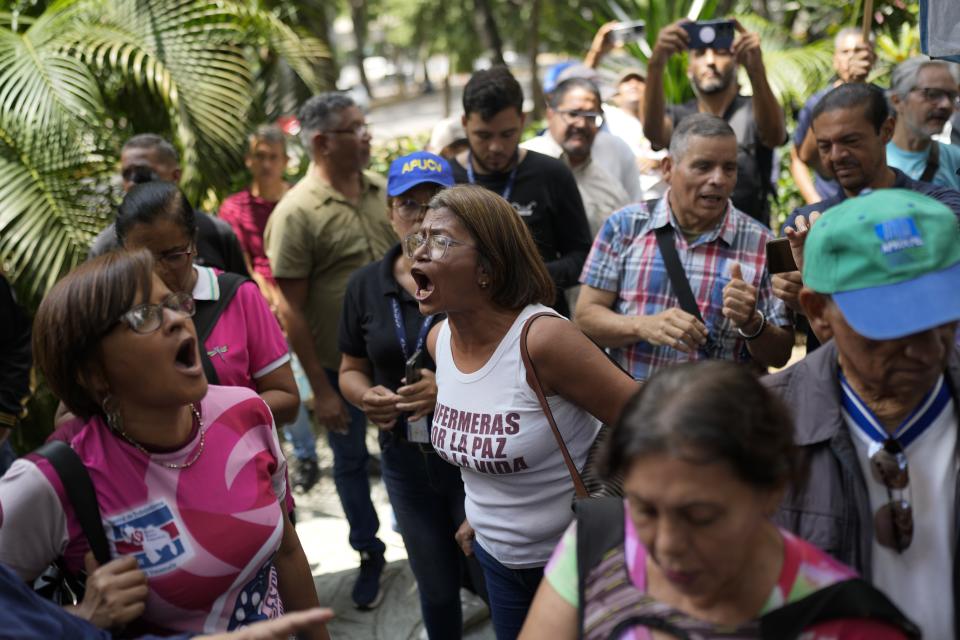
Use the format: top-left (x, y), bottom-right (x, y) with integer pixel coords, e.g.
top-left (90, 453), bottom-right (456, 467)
top-left (766, 238), bottom-right (798, 274)
top-left (405, 350), bottom-right (423, 385)
top-left (609, 19), bottom-right (646, 46)
top-left (681, 19), bottom-right (735, 51)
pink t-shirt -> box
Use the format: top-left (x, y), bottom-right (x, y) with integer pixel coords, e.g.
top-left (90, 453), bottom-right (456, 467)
top-left (0, 385), bottom-right (288, 634)
top-left (218, 189), bottom-right (278, 284)
top-left (193, 265), bottom-right (289, 389)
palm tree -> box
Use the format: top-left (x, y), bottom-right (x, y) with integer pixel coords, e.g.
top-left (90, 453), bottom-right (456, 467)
top-left (0, 0), bottom-right (329, 307)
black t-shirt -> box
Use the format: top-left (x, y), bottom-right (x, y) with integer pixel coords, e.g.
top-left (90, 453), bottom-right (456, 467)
top-left (451, 150), bottom-right (592, 317)
top-left (89, 211), bottom-right (250, 277)
top-left (669, 96), bottom-right (780, 226)
top-left (339, 244), bottom-right (440, 445)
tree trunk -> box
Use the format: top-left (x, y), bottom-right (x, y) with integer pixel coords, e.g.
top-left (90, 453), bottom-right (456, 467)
top-left (474, 0), bottom-right (506, 66)
top-left (529, 0), bottom-right (543, 119)
top-left (349, 0), bottom-right (374, 98)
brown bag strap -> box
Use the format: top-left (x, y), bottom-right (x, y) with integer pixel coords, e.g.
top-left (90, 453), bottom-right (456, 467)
top-left (520, 312), bottom-right (590, 499)
top-left (921, 141), bottom-right (940, 183)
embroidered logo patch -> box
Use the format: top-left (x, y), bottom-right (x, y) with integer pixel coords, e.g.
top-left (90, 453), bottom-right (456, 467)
top-left (107, 501), bottom-right (190, 576)
top-left (874, 217), bottom-right (924, 255)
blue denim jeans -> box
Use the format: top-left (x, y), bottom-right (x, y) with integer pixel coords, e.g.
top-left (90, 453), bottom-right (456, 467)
top-left (325, 369), bottom-right (385, 555)
top-left (283, 404), bottom-right (318, 462)
top-left (381, 436), bottom-right (467, 638)
top-left (472, 541), bottom-right (544, 640)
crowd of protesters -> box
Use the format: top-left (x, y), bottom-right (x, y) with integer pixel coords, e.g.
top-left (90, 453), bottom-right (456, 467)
top-left (0, 13), bottom-right (958, 640)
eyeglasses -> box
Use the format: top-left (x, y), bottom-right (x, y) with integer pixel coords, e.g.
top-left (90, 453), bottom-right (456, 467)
top-left (119, 292), bottom-right (196, 334)
top-left (157, 248), bottom-right (194, 269)
top-left (870, 438), bottom-right (913, 553)
top-left (557, 109), bottom-right (604, 128)
top-left (324, 123), bottom-right (371, 137)
top-left (909, 87), bottom-right (960, 108)
top-left (392, 199), bottom-right (430, 221)
top-left (403, 231), bottom-right (474, 260)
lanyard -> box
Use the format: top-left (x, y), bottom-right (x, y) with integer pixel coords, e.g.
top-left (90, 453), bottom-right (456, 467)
top-left (840, 372), bottom-right (950, 449)
top-left (465, 151), bottom-right (519, 202)
top-left (390, 297), bottom-right (433, 360)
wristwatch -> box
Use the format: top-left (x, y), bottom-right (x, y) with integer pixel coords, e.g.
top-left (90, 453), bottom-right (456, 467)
top-left (737, 310), bottom-right (766, 341)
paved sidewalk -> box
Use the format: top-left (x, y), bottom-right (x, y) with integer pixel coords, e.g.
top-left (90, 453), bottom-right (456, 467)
top-left (288, 432), bottom-right (494, 640)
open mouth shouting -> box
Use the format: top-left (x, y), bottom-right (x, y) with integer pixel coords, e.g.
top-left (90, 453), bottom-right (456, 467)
top-left (174, 335), bottom-right (203, 377)
top-left (411, 268), bottom-right (434, 302)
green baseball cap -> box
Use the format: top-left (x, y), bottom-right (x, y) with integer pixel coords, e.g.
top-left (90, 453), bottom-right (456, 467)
top-left (802, 189), bottom-right (960, 339)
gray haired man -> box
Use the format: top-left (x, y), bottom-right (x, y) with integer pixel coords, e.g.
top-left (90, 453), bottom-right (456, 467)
top-left (887, 56), bottom-right (960, 190)
top-left (265, 92), bottom-right (394, 609)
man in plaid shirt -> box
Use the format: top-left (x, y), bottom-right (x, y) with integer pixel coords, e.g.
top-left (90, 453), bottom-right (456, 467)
top-left (575, 114), bottom-right (793, 381)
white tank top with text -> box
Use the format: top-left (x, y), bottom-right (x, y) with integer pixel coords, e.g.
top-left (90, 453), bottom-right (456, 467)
top-left (432, 304), bottom-right (601, 568)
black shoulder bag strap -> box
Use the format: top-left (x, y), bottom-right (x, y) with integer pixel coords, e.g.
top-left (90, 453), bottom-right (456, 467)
top-left (921, 140), bottom-right (940, 183)
top-left (192, 272), bottom-right (248, 385)
top-left (654, 224), bottom-right (705, 323)
top-left (34, 441), bottom-right (111, 565)
top-left (759, 577), bottom-right (921, 639)
top-left (575, 496), bottom-right (624, 638)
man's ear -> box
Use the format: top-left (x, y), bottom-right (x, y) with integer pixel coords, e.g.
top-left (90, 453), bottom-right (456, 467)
top-left (799, 289), bottom-right (835, 343)
top-left (880, 115), bottom-right (896, 144)
top-left (661, 155), bottom-right (674, 183)
top-left (171, 167), bottom-right (182, 184)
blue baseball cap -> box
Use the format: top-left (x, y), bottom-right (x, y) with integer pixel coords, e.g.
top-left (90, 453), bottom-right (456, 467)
top-left (387, 151), bottom-right (454, 197)
top-left (803, 189), bottom-right (960, 340)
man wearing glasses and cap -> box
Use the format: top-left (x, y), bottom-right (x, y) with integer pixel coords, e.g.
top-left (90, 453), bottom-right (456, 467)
top-left (768, 189), bottom-right (960, 639)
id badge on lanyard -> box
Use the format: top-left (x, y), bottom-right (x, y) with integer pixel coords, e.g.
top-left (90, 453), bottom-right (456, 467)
top-left (392, 298), bottom-right (434, 443)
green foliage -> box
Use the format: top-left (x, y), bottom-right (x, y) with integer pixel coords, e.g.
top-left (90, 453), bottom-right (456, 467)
top-left (0, 0), bottom-right (329, 309)
top-left (368, 132), bottom-right (431, 176)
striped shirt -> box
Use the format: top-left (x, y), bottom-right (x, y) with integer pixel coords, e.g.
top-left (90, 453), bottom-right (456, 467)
top-left (579, 193), bottom-right (790, 381)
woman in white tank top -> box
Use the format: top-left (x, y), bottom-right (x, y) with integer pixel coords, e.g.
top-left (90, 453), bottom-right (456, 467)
top-left (403, 185), bottom-right (639, 639)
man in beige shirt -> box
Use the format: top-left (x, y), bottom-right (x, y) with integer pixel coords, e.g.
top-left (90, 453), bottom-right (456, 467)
top-left (265, 92), bottom-right (395, 610)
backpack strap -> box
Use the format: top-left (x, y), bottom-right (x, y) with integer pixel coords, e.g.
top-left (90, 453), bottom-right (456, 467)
top-left (921, 141), bottom-right (940, 183)
top-left (192, 272), bottom-right (248, 385)
top-left (575, 496), bottom-right (624, 638)
top-left (759, 577), bottom-right (921, 639)
top-left (34, 442), bottom-right (111, 566)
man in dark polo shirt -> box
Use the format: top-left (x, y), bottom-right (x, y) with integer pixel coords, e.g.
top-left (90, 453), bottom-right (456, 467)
top-left (643, 18), bottom-right (787, 226)
top-left (450, 66), bottom-right (592, 318)
top-left (89, 134), bottom-right (248, 277)
top-left (772, 82), bottom-right (960, 351)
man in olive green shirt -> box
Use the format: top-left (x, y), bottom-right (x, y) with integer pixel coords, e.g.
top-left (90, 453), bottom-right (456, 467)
top-left (265, 92), bottom-right (395, 610)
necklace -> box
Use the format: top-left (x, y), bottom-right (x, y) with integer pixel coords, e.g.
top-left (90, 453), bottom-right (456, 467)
top-left (118, 404), bottom-right (205, 470)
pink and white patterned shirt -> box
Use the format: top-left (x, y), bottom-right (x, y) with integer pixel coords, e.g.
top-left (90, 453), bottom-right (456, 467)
top-left (0, 385), bottom-right (288, 634)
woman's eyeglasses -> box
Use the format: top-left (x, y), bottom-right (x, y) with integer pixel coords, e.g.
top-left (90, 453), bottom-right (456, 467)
top-left (403, 231), bottom-right (474, 260)
top-left (870, 438), bottom-right (913, 553)
top-left (119, 292), bottom-right (196, 334)
top-left (392, 199), bottom-right (430, 221)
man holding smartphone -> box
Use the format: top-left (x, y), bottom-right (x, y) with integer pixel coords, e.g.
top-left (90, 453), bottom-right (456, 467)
top-left (643, 18), bottom-right (786, 226)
